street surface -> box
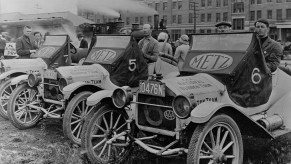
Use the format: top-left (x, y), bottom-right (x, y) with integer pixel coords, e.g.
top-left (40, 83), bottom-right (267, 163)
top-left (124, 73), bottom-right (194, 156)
top-left (0, 116), bottom-right (291, 164)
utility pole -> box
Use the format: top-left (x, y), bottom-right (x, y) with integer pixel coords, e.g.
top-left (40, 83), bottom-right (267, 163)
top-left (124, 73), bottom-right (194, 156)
top-left (189, 1), bottom-right (199, 33)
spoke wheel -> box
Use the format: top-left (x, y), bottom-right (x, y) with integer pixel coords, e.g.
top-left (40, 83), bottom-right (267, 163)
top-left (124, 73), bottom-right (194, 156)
top-left (7, 83), bottom-right (42, 129)
top-left (0, 79), bottom-right (18, 119)
top-left (63, 91), bottom-right (93, 145)
top-left (187, 114), bottom-right (243, 164)
top-left (82, 104), bottom-right (133, 164)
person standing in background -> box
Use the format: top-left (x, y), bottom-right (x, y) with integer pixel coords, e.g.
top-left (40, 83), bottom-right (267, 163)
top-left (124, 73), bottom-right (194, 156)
top-left (33, 32), bottom-right (43, 49)
top-left (174, 34), bottom-right (190, 70)
top-left (77, 33), bottom-right (88, 48)
top-left (16, 26), bottom-right (37, 59)
top-left (0, 34), bottom-right (6, 59)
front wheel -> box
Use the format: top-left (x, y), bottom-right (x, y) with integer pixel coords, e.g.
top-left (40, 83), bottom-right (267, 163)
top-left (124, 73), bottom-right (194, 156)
top-left (82, 104), bottom-right (133, 164)
top-left (62, 91), bottom-right (93, 145)
top-left (0, 79), bottom-right (18, 119)
top-left (187, 114), bottom-right (243, 164)
top-left (7, 83), bottom-right (42, 129)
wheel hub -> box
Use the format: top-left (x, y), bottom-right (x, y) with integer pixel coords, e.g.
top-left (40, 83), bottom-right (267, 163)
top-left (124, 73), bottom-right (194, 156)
top-left (213, 146), bottom-right (227, 163)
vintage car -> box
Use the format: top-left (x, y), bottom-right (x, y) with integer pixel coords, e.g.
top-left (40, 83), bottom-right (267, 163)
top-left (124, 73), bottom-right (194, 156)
top-left (7, 34), bottom-right (178, 145)
top-left (0, 35), bottom-right (81, 119)
top-left (81, 32), bottom-right (291, 164)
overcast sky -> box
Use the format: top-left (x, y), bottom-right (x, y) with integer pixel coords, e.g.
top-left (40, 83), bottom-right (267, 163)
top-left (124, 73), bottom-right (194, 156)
top-left (0, 0), bottom-right (78, 14)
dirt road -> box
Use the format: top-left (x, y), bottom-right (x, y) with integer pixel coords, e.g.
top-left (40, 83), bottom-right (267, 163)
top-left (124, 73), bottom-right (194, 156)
top-left (0, 115), bottom-right (291, 164)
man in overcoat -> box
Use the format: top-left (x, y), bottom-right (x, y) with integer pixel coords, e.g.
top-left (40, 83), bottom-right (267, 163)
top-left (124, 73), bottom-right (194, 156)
top-left (16, 26), bottom-right (37, 59)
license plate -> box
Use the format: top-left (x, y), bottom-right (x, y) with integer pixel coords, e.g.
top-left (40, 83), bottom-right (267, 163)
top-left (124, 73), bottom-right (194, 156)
top-left (139, 80), bottom-right (165, 97)
top-left (44, 69), bottom-right (57, 80)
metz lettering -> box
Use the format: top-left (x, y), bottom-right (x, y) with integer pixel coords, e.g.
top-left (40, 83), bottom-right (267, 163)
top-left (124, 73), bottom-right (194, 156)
top-left (196, 97), bottom-right (218, 105)
top-left (190, 53), bottom-right (233, 71)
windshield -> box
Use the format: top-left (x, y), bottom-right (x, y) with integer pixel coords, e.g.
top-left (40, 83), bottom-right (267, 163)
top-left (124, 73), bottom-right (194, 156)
top-left (84, 36), bottom-right (131, 65)
top-left (31, 35), bottom-right (67, 59)
top-left (94, 36), bottom-right (130, 48)
top-left (191, 33), bottom-right (253, 51)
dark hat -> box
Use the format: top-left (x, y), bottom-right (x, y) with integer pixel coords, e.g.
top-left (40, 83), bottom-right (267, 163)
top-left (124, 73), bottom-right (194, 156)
top-left (77, 33), bottom-right (84, 38)
top-left (215, 22), bottom-right (232, 27)
top-left (254, 19), bottom-right (269, 27)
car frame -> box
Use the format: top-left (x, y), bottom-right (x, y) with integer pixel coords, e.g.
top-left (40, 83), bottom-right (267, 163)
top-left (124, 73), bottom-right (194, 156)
top-left (81, 32), bottom-right (291, 164)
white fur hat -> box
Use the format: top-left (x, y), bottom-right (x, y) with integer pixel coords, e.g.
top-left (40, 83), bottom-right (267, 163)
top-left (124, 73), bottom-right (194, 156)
top-left (157, 32), bottom-right (168, 41)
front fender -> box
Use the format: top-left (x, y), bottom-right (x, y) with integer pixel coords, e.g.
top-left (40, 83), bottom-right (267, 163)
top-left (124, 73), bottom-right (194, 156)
top-left (86, 90), bottom-right (113, 106)
top-left (190, 101), bottom-right (273, 139)
top-left (62, 81), bottom-right (87, 99)
top-left (10, 75), bottom-right (29, 85)
top-left (0, 70), bottom-right (26, 80)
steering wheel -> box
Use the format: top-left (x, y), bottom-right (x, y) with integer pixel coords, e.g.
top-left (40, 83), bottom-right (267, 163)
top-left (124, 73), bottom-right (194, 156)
top-left (70, 43), bottom-right (77, 54)
top-left (159, 54), bottom-right (178, 66)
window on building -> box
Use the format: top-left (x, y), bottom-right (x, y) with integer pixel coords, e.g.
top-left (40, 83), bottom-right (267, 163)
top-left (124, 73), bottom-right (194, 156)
top-left (257, 10), bottom-right (262, 20)
top-left (201, 0), bottom-right (205, 7)
top-left (250, 11), bottom-right (255, 21)
top-left (189, 0), bottom-right (194, 10)
top-left (126, 17), bottom-right (130, 25)
top-left (287, 9), bottom-right (291, 19)
top-left (276, 0), bottom-right (282, 3)
top-left (135, 17), bottom-right (139, 23)
top-left (287, 0), bottom-right (291, 2)
top-left (147, 16), bottom-right (152, 24)
top-left (189, 13), bottom-right (194, 23)
top-left (172, 1), bottom-right (177, 9)
top-left (233, 18), bottom-right (244, 30)
top-left (233, 2), bottom-right (244, 13)
top-left (97, 19), bottom-right (100, 23)
top-left (216, 0), bottom-right (221, 7)
top-left (201, 13), bottom-right (205, 22)
top-left (148, 3), bottom-right (152, 8)
top-left (155, 3), bottom-right (160, 11)
top-left (207, 13), bottom-right (212, 22)
top-left (163, 2), bottom-right (168, 10)
top-left (223, 0), bottom-right (228, 6)
top-left (257, 0), bottom-right (262, 4)
top-left (223, 12), bottom-right (228, 21)
top-left (186, 29), bottom-right (195, 34)
top-left (163, 15), bottom-right (167, 25)
top-left (140, 17), bottom-right (144, 25)
top-left (172, 15), bottom-right (177, 23)
top-left (178, 1), bottom-right (182, 9)
top-left (267, 10), bottom-right (272, 19)
top-left (216, 13), bottom-right (221, 22)
top-left (172, 30), bottom-right (181, 41)
top-left (251, 0), bottom-right (255, 4)
top-left (200, 29), bottom-right (205, 33)
top-left (208, 0), bottom-right (212, 6)
top-left (267, 0), bottom-right (272, 2)
top-left (178, 15), bottom-right (182, 24)
top-left (207, 29), bottom-right (212, 33)
top-left (277, 9), bottom-right (282, 20)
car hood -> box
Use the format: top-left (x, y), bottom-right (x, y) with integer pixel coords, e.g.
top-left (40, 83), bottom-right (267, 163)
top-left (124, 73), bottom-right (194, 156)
top-left (55, 64), bottom-right (106, 86)
top-left (1, 58), bottom-right (47, 72)
top-left (161, 73), bottom-right (225, 103)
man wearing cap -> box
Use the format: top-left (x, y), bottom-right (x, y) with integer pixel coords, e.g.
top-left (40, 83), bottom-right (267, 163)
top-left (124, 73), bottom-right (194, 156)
top-left (174, 34), bottom-right (190, 70)
top-left (215, 22), bottom-right (232, 33)
top-left (254, 19), bottom-right (282, 73)
top-left (77, 33), bottom-right (88, 48)
top-left (138, 24), bottom-right (159, 64)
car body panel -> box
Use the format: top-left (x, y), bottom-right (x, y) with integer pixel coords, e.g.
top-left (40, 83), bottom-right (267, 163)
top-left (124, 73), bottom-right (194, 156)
top-left (86, 90), bottom-right (114, 106)
top-left (10, 75), bottom-right (29, 85)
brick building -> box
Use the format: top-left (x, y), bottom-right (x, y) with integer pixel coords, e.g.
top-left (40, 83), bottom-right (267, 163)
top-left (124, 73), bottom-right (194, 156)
top-left (78, 0), bottom-right (291, 42)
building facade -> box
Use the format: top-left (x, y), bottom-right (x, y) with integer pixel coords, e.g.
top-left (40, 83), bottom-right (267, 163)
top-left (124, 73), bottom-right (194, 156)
top-left (78, 0), bottom-right (291, 42)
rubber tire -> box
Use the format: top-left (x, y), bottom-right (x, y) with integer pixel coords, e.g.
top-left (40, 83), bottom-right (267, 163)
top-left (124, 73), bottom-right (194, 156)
top-left (62, 91), bottom-right (93, 145)
top-left (187, 114), bottom-right (243, 164)
top-left (0, 79), bottom-right (14, 119)
top-left (82, 104), bottom-right (132, 164)
top-left (7, 83), bottom-right (42, 130)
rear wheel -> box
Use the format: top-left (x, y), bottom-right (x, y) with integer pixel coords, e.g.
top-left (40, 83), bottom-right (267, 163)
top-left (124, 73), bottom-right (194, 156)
top-left (63, 91), bottom-right (93, 145)
top-left (82, 104), bottom-right (133, 164)
top-left (0, 79), bottom-right (18, 119)
top-left (187, 114), bottom-right (243, 164)
top-left (7, 83), bottom-right (42, 129)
